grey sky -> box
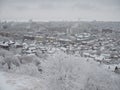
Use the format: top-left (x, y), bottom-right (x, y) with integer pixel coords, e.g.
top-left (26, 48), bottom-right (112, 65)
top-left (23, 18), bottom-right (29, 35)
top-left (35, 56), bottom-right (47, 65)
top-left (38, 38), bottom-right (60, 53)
top-left (0, 0), bottom-right (120, 21)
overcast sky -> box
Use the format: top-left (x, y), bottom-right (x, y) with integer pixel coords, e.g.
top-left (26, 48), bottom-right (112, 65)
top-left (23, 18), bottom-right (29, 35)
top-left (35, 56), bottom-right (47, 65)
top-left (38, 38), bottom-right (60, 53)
top-left (0, 0), bottom-right (120, 21)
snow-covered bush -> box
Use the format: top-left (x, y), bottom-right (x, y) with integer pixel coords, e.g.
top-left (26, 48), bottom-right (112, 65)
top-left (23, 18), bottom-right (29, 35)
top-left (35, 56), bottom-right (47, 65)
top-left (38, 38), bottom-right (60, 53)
top-left (15, 63), bottom-right (41, 77)
top-left (42, 51), bottom-right (85, 90)
top-left (0, 49), bottom-right (42, 75)
top-left (0, 56), bottom-right (5, 68)
top-left (0, 49), bottom-right (17, 70)
top-left (4, 55), bottom-right (21, 70)
top-left (0, 49), bottom-right (13, 58)
top-left (20, 54), bottom-right (41, 65)
top-left (6, 54), bottom-right (42, 76)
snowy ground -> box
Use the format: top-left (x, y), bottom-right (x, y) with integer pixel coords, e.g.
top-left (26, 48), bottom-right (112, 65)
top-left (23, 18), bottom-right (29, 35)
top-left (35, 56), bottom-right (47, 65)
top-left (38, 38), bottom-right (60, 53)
top-left (0, 50), bottom-right (120, 90)
top-left (0, 72), bottom-right (48, 90)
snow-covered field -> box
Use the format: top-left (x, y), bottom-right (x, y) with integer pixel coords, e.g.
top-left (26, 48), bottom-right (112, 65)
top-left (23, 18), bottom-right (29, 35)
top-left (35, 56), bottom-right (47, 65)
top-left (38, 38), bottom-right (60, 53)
top-left (0, 50), bottom-right (120, 90)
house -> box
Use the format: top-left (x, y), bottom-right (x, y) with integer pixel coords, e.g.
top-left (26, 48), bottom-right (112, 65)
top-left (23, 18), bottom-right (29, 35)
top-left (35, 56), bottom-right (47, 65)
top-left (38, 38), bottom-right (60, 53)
top-left (46, 36), bottom-right (56, 43)
top-left (94, 55), bottom-right (105, 63)
top-left (0, 41), bottom-right (10, 50)
top-left (57, 38), bottom-right (72, 45)
top-left (35, 35), bottom-right (44, 42)
top-left (110, 52), bottom-right (119, 60)
top-left (14, 42), bottom-right (23, 48)
top-left (23, 35), bottom-right (35, 41)
top-left (83, 52), bottom-right (90, 57)
top-left (22, 46), bottom-right (36, 54)
top-left (38, 46), bottom-right (47, 53)
top-left (102, 29), bottom-right (112, 33)
top-left (8, 40), bottom-right (15, 45)
top-left (0, 31), bottom-right (11, 37)
top-left (60, 47), bottom-right (67, 52)
top-left (47, 47), bottom-right (56, 54)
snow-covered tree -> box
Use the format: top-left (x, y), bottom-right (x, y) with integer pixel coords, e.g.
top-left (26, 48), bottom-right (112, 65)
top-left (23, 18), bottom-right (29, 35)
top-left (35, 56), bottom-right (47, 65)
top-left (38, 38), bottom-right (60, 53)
top-left (4, 55), bottom-right (21, 69)
top-left (15, 63), bottom-right (41, 77)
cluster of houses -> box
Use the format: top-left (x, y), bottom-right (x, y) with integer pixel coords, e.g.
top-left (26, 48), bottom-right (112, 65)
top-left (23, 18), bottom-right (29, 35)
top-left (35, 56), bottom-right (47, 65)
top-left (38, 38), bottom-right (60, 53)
top-left (0, 40), bottom-right (22, 50)
top-left (1, 21), bottom-right (120, 74)
top-left (0, 28), bottom-right (120, 65)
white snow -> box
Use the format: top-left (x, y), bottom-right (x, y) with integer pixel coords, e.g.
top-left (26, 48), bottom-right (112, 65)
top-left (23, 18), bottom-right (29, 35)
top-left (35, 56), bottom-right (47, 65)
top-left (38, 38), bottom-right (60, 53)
top-left (0, 51), bottom-right (120, 90)
top-left (0, 72), bottom-right (15, 90)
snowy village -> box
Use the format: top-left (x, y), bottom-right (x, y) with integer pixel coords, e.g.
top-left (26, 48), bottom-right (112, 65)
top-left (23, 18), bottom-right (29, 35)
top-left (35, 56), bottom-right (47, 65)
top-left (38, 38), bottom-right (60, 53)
top-left (0, 21), bottom-right (120, 90)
